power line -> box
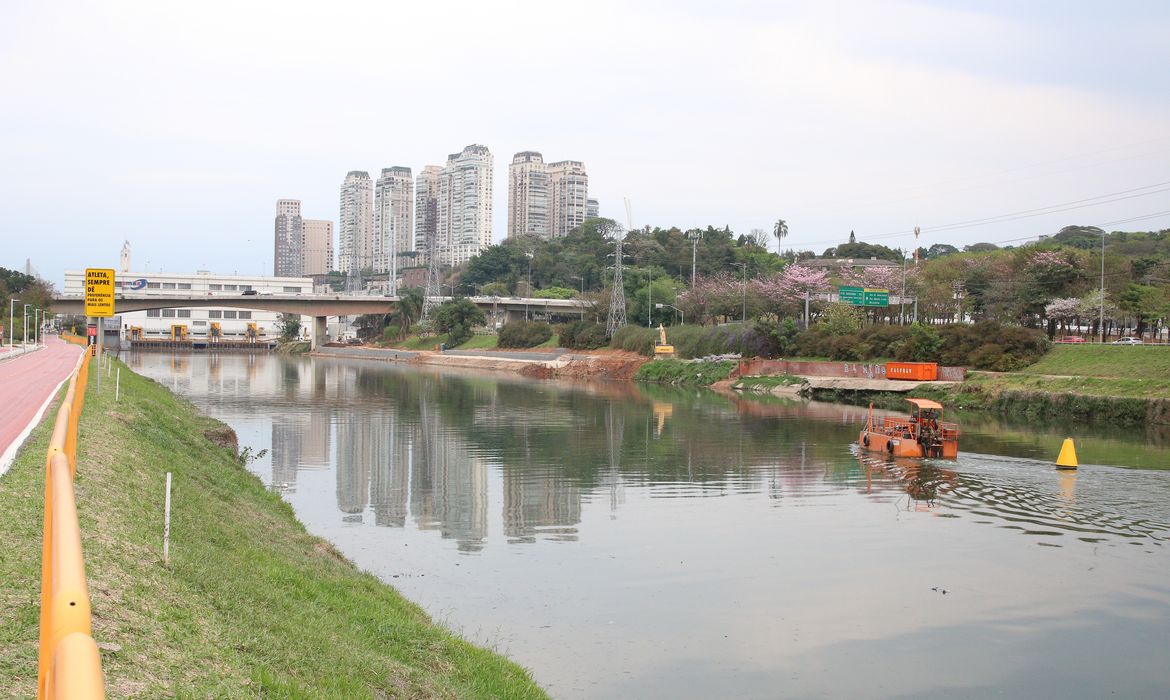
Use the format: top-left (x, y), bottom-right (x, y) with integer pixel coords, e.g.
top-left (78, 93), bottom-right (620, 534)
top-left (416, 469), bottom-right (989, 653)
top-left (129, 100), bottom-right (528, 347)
top-left (789, 180), bottom-right (1170, 250)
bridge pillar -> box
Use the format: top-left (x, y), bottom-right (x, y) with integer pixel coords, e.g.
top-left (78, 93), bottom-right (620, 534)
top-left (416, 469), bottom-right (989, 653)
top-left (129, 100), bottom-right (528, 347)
top-left (311, 316), bottom-right (327, 351)
top-left (504, 307), bottom-right (525, 324)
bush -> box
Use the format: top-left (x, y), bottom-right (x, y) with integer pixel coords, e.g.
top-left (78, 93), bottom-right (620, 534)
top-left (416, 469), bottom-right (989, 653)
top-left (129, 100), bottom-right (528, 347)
top-left (559, 321), bottom-right (609, 350)
top-left (938, 321), bottom-right (1049, 371)
top-left (896, 323), bottom-right (943, 362)
top-left (498, 321), bottom-right (554, 348)
top-left (610, 323), bottom-right (773, 358)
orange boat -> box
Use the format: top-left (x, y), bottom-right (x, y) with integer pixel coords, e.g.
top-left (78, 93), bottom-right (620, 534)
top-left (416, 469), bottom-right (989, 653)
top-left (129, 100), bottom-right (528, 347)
top-left (858, 398), bottom-right (959, 459)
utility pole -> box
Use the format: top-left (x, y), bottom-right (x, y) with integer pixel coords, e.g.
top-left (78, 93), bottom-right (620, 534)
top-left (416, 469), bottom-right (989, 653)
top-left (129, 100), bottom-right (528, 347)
top-left (687, 230), bottom-right (700, 286)
top-left (1099, 228), bottom-right (1106, 343)
top-left (900, 251), bottom-right (907, 325)
top-left (732, 262), bottom-right (747, 322)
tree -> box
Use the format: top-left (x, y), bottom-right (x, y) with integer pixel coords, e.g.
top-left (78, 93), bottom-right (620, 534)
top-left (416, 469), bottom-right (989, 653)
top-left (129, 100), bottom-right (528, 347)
top-left (432, 298), bottom-right (486, 347)
top-left (276, 313), bottom-right (301, 341)
top-left (747, 228), bottom-right (770, 249)
top-left (388, 288), bottom-right (424, 341)
top-left (773, 219), bottom-right (788, 254)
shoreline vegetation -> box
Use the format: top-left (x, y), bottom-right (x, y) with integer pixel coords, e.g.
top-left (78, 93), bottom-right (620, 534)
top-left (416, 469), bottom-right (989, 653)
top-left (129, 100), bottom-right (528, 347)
top-left (309, 335), bottom-right (1170, 426)
top-left (0, 356), bottom-right (547, 698)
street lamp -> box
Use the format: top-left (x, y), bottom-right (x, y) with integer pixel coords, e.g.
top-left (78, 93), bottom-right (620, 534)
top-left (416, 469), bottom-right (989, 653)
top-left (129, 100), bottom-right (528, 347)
top-left (525, 251), bottom-right (534, 321)
top-left (8, 297), bottom-right (18, 348)
top-left (569, 275), bottom-right (584, 296)
top-left (731, 262), bottom-right (748, 323)
top-left (34, 309), bottom-right (41, 347)
top-left (655, 303), bottom-right (684, 326)
top-left (23, 303), bottom-right (31, 351)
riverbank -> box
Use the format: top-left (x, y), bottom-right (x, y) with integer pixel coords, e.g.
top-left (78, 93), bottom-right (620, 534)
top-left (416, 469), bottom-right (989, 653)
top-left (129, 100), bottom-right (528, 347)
top-left (0, 357), bottom-right (547, 697)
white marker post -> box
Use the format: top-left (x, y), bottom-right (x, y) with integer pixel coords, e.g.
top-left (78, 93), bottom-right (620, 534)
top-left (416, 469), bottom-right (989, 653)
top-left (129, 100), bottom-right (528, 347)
top-left (163, 472), bottom-right (172, 565)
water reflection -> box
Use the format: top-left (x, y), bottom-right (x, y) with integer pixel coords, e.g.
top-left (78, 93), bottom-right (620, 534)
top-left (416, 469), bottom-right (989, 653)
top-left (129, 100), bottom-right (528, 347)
top-left (125, 352), bottom-right (1170, 700)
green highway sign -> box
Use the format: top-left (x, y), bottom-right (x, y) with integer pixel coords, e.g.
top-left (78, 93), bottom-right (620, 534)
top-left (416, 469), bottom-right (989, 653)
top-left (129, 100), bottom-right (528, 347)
top-left (839, 286), bottom-right (864, 304)
top-left (863, 288), bottom-right (889, 306)
top-left (839, 286), bottom-right (889, 307)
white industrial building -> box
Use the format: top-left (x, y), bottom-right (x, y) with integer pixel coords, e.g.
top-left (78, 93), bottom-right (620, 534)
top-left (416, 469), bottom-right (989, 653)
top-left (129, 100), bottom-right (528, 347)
top-left (63, 270), bottom-right (314, 345)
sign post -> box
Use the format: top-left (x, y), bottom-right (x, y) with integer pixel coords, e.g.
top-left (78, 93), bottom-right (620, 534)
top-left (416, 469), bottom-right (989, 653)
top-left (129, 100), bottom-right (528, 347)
top-left (85, 268), bottom-right (115, 389)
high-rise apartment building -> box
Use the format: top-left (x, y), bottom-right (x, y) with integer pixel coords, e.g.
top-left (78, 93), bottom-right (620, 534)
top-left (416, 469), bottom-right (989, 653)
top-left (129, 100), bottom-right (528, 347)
top-left (338, 171), bottom-right (374, 274)
top-left (302, 219), bottom-right (334, 275)
top-left (274, 199), bottom-right (304, 276)
top-left (374, 167), bottom-right (414, 291)
top-left (437, 144), bottom-right (493, 267)
top-left (414, 165), bottom-right (442, 266)
top-left (548, 160), bottom-right (589, 238)
top-left (507, 151), bottom-right (549, 239)
top-left (586, 198), bottom-right (600, 220)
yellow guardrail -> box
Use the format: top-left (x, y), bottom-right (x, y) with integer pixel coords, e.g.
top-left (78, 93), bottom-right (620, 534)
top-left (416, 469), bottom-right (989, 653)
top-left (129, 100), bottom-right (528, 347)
top-left (38, 349), bottom-right (105, 698)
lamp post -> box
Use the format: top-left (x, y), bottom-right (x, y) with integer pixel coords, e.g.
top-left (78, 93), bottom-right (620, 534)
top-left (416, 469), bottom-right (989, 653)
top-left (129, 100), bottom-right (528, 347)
top-left (8, 297), bottom-right (17, 348)
top-left (655, 303), bottom-right (684, 326)
top-left (647, 266), bottom-right (653, 327)
top-left (23, 303), bottom-right (31, 351)
top-left (34, 309), bottom-right (41, 347)
top-left (525, 252), bottom-right (534, 321)
top-left (731, 262), bottom-right (747, 323)
top-left (570, 275), bottom-right (584, 296)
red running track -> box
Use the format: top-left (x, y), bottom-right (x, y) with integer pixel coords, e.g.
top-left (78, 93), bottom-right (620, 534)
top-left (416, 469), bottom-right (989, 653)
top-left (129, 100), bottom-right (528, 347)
top-left (0, 335), bottom-right (84, 472)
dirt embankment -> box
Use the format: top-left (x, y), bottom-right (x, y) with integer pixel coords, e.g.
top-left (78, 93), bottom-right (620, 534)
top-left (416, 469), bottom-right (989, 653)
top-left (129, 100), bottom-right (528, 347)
top-left (542, 350), bottom-right (648, 380)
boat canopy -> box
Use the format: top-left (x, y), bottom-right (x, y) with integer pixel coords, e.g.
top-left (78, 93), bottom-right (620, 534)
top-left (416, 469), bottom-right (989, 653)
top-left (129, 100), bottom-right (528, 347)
top-left (905, 398), bottom-right (944, 411)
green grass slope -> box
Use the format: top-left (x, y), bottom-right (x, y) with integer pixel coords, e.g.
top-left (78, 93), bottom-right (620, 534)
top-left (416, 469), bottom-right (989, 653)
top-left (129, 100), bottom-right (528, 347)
top-left (0, 358), bottom-right (547, 699)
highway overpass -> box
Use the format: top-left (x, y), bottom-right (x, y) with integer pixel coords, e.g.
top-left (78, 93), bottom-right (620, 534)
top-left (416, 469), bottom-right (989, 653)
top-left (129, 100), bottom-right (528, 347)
top-left (50, 293), bottom-right (592, 349)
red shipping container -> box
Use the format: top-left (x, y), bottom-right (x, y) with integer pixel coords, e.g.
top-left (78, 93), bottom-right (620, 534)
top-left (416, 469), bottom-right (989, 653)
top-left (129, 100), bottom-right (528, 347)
top-left (885, 362), bottom-right (938, 381)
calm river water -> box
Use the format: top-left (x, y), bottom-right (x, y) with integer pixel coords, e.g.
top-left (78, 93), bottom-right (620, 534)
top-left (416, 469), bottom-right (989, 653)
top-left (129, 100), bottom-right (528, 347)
top-left (127, 352), bottom-right (1170, 699)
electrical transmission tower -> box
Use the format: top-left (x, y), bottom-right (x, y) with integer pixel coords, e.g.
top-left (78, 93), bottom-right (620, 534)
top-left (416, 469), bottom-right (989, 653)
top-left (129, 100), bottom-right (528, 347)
top-left (422, 224), bottom-right (441, 319)
top-left (607, 230), bottom-right (628, 335)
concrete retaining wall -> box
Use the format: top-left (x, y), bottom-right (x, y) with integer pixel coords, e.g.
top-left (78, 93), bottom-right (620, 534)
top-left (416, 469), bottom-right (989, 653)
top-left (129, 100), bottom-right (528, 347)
top-left (737, 358), bottom-right (966, 381)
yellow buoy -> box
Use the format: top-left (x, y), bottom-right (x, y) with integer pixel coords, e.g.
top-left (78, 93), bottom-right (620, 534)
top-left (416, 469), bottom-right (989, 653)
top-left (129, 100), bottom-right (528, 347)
top-left (1056, 438), bottom-right (1078, 469)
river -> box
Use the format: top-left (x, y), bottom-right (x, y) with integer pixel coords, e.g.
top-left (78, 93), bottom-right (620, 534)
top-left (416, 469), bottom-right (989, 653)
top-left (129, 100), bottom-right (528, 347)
top-left (127, 352), bottom-right (1170, 699)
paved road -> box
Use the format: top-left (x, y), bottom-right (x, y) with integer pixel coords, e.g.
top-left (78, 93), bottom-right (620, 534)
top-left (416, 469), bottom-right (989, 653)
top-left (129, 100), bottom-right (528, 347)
top-left (0, 335), bottom-right (83, 474)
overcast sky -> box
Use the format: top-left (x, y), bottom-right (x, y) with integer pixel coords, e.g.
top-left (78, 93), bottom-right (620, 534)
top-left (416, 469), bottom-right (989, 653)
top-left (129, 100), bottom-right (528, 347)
top-left (3, 0), bottom-right (1169, 284)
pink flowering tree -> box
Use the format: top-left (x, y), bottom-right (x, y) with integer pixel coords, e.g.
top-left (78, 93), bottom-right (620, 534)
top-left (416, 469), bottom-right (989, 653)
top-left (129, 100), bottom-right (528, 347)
top-left (752, 264), bottom-right (831, 320)
top-left (677, 273), bottom-right (745, 325)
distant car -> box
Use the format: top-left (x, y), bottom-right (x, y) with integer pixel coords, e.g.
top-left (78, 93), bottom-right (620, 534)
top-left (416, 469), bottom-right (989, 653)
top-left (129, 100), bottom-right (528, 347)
top-left (1056, 336), bottom-right (1085, 343)
top-left (1112, 336), bottom-right (1143, 345)
top-left (242, 289), bottom-right (258, 296)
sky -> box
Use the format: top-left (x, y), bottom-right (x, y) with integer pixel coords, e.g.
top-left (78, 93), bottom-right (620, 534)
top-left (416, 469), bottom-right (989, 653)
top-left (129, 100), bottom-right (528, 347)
top-left (3, 0), bottom-right (1170, 285)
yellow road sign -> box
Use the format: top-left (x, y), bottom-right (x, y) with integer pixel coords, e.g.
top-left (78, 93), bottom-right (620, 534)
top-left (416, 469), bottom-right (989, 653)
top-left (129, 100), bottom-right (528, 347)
top-left (85, 268), bottom-right (116, 317)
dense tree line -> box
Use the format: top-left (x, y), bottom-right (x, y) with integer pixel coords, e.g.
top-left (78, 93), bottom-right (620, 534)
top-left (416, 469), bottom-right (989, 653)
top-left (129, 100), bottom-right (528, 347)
top-left (440, 221), bottom-right (1170, 338)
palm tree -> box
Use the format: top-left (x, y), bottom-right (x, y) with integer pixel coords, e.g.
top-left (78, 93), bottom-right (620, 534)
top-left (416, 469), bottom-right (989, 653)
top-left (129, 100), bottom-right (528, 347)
top-left (773, 219), bottom-right (789, 253)
top-left (390, 289), bottom-right (424, 340)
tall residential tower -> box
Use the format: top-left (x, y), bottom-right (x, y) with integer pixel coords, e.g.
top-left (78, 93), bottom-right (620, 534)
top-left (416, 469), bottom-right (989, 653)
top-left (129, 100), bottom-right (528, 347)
top-left (338, 171), bottom-right (374, 275)
top-left (374, 167), bottom-right (413, 292)
top-left (507, 151), bottom-right (549, 239)
top-left (437, 144), bottom-right (493, 267)
top-left (548, 160), bottom-right (589, 238)
top-left (274, 199), bottom-right (304, 277)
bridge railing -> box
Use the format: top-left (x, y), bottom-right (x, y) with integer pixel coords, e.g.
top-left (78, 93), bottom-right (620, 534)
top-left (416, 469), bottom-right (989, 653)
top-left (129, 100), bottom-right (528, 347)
top-left (38, 349), bottom-right (105, 699)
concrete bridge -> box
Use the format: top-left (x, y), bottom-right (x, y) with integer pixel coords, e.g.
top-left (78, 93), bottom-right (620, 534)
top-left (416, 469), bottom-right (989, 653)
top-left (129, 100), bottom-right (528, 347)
top-left (50, 293), bottom-right (591, 349)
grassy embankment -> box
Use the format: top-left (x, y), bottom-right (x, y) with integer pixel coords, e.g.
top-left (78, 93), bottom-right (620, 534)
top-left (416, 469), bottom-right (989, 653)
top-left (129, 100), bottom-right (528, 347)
top-left (390, 333), bottom-right (559, 352)
top-left (0, 357), bottom-right (547, 698)
top-left (816, 345), bottom-right (1170, 425)
top-left (635, 358), bottom-right (736, 386)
